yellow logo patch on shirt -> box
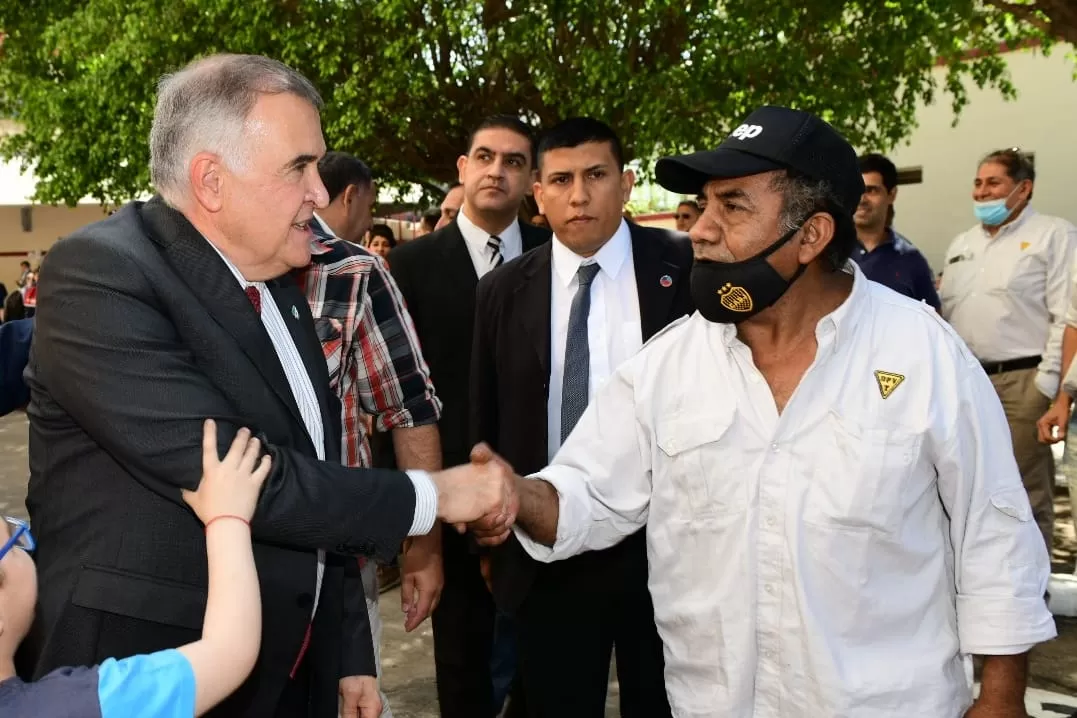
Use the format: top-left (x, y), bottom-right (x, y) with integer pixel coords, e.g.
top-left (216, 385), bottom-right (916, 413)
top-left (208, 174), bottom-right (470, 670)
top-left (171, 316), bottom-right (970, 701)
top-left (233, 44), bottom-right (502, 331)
top-left (1021, 241), bottom-right (1031, 250)
top-left (874, 370), bottom-right (905, 399)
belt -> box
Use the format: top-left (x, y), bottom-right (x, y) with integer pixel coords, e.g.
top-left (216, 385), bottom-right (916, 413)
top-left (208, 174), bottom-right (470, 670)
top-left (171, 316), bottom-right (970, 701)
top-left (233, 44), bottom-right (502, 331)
top-left (980, 356), bottom-right (1042, 376)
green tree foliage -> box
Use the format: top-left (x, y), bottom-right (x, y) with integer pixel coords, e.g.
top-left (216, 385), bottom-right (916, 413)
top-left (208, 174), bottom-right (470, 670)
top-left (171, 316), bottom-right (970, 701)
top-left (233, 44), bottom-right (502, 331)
top-left (0, 0), bottom-right (1050, 206)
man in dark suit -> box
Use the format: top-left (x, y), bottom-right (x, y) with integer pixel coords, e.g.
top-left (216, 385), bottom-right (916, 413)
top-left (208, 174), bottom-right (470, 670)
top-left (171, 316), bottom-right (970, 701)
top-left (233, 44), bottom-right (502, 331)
top-left (20, 54), bottom-right (515, 718)
top-left (471, 118), bottom-right (692, 717)
top-left (389, 115), bottom-right (549, 718)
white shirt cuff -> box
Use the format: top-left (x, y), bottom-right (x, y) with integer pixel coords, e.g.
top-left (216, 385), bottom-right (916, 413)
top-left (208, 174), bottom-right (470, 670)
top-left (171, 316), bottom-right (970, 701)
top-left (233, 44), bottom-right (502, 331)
top-left (405, 470), bottom-right (438, 536)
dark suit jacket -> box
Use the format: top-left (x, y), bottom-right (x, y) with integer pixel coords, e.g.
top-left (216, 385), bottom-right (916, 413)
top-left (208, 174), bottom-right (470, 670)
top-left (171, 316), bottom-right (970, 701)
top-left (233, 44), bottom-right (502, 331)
top-left (21, 198), bottom-right (417, 718)
top-left (387, 219), bottom-right (550, 470)
top-left (470, 223), bottom-right (694, 613)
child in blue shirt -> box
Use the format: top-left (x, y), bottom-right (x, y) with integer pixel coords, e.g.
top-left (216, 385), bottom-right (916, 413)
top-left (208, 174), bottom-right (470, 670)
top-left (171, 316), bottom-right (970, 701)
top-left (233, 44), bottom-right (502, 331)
top-left (0, 419), bottom-right (271, 717)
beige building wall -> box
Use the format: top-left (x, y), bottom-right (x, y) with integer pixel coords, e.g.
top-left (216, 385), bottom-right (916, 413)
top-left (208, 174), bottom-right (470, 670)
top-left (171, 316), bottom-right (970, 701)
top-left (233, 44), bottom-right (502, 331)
top-left (887, 45), bottom-right (1077, 271)
top-left (0, 204), bottom-right (111, 290)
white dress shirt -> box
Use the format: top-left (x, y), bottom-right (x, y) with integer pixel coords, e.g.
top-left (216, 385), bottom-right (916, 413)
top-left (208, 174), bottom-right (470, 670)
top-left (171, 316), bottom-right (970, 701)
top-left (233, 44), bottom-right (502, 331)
top-left (939, 206), bottom-right (1077, 398)
top-left (457, 208), bottom-right (524, 278)
top-left (548, 219), bottom-right (641, 461)
top-left (207, 241), bottom-right (438, 618)
top-left (517, 265), bottom-right (1056, 718)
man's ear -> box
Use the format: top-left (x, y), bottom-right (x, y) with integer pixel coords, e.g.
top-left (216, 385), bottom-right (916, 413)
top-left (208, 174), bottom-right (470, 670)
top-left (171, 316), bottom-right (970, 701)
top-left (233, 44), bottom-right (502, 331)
top-left (188, 152), bottom-right (226, 213)
top-left (797, 212), bottom-right (837, 266)
top-left (621, 169), bottom-right (636, 204)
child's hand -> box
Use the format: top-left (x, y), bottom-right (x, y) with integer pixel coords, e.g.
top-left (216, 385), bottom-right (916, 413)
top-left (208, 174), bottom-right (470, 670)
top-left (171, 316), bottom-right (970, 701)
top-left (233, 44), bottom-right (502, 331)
top-left (182, 419), bottom-right (271, 525)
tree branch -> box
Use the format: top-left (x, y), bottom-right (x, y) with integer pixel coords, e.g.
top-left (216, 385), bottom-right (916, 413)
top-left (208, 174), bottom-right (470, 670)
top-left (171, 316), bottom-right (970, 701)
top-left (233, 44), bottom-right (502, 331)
top-left (981, 0), bottom-right (1054, 37)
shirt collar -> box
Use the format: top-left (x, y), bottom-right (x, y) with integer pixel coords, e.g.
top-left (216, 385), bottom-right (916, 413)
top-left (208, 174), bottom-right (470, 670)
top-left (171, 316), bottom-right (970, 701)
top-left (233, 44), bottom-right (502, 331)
top-left (204, 238), bottom-right (261, 290)
top-left (309, 214), bottom-right (337, 256)
top-left (551, 219), bottom-right (632, 288)
top-left (855, 228), bottom-right (898, 256)
top-left (457, 207), bottom-right (522, 252)
top-left (980, 204), bottom-right (1036, 240)
top-left (718, 260), bottom-right (865, 353)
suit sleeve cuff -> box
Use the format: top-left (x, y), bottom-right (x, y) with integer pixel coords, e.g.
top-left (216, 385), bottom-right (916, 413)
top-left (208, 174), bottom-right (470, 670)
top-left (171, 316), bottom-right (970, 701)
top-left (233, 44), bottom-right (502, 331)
top-left (956, 594), bottom-right (1057, 655)
top-left (405, 470), bottom-right (438, 536)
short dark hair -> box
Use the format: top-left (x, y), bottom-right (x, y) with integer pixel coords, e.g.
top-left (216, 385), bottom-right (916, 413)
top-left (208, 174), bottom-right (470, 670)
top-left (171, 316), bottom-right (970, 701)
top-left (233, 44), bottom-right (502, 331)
top-left (370, 223), bottom-right (396, 247)
top-left (858, 153), bottom-right (898, 192)
top-left (317, 151), bottom-right (373, 203)
top-left (19, 261), bottom-right (29, 268)
top-left (4, 291), bottom-right (26, 322)
top-left (536, 117), bottom-right (624, 173)
top-left (466, 115), bottom-right (535, 163)
top-left (420, 209), bottom-right (440, 232)
top-left (981, 148), bottom-right (1035, 198)
top-left (677, 200), bottom-right (700, 213)
top-left (770, 170), bottom-right (857, 272)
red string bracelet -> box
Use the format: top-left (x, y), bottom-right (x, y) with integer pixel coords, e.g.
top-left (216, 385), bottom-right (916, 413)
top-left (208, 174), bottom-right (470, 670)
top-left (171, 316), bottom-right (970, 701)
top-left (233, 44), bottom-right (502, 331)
top-left (204, 515), bottom-right (250, 532)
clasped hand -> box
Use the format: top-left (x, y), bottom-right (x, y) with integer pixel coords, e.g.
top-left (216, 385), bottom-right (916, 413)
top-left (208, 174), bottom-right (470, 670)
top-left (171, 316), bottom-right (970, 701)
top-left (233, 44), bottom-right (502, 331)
top-left (431, 443), bottom-right (519, 545)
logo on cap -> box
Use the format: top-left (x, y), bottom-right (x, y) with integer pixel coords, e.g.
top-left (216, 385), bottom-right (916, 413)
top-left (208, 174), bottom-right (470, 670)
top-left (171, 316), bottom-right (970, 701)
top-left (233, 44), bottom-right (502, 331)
top-left (718, 283), bottom-right (753, 312)
top-left (730, 124), bottom-right (763, 141)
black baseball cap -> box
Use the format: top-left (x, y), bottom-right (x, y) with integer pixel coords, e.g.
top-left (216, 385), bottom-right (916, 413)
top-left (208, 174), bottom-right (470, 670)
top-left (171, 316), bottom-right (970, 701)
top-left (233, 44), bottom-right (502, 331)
top-left (655, 106), bottom-right (865, 214)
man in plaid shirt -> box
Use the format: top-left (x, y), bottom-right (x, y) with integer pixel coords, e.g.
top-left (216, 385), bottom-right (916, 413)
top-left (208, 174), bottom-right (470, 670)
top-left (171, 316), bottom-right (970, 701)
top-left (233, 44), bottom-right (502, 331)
top-left (294, 151), bottom-right (444, 718)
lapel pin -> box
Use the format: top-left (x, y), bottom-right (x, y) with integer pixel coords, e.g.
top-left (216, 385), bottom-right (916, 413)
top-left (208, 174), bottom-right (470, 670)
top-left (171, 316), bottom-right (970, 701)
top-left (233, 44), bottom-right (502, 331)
top-left (291, 305), bottom-right (300, 320)
top-left (659, 275), bottom-right (673, 288)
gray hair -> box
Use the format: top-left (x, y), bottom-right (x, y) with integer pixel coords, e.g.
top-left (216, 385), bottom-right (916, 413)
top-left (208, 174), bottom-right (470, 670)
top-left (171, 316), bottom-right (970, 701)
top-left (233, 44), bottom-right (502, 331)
top-left (149, 54), bottom-right (323, 203)
top-left (769, 170), bottom-right (855, 271)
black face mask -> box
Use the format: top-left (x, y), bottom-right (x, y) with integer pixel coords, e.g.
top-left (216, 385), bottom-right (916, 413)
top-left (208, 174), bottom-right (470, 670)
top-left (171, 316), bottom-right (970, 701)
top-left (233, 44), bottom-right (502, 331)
top-left (690, 223), bottom-right (807, 324)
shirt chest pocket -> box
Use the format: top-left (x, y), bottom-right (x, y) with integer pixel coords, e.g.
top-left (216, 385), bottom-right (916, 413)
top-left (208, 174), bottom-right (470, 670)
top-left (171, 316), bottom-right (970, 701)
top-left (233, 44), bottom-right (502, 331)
top-left (655, 407), bottom-right (746, 519)
top-left (805, 412), bottom-right (923, 534)
top-left (1000, 247), bottom-right (1044, 295)
top-left (314, 317), bottom-right (345, 391)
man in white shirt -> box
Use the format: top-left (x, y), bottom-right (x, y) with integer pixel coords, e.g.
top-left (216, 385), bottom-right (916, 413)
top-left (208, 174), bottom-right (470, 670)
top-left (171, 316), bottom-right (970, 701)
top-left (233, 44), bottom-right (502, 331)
top-left (940, 148), bottom-right (1077, 554)
top-left (470, 106), bottom-right (1056, 718)
top-left (471, 117), bottom-right (693, 717)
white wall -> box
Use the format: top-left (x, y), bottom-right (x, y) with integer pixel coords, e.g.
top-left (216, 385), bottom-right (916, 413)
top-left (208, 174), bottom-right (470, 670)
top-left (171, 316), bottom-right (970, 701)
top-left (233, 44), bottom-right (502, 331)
top-left (887, 45), bottom-right (1077, 271)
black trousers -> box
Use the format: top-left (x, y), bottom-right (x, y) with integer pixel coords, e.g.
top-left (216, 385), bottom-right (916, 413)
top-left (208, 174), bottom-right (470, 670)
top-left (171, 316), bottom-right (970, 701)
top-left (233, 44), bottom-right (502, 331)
top-left (515, 530), bottom-right (670, 718)
top-left (432, 525), bottom-right (500, 718)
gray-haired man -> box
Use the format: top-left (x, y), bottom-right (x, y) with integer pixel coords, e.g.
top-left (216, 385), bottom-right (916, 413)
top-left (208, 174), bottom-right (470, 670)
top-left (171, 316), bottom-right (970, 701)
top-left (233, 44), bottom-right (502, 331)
top-left (22, 53), bottom-right (516, 718)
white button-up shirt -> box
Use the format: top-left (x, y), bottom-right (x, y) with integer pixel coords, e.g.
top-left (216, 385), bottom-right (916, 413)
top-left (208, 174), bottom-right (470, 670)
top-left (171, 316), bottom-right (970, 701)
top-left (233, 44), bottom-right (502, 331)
top-left (457, 208), bottom-right (524, 278)
top-left (207, 241), bottom-right (438, 620)
top-left (939, 206), bottom-right (1077, 398)
top-left (516, 265), bottom-right (1056, 718)
top-left (547, 220), bottom-right (641, 461)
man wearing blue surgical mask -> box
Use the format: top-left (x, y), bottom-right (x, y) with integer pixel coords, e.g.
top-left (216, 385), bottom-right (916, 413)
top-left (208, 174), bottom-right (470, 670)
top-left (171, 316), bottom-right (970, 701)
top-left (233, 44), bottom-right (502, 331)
top-left (939, 148), bottom-right (1077, 556)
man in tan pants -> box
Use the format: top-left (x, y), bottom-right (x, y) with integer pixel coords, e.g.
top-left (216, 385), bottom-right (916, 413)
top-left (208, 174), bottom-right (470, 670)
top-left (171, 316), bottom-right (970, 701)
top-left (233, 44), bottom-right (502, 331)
top-left (940, 148), bottom-right (1077, 553)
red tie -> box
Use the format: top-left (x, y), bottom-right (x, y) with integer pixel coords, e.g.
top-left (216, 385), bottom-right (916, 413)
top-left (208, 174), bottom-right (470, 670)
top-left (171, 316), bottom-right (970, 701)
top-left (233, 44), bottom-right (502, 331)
top-left (245, 286), bottom-right (262, 315)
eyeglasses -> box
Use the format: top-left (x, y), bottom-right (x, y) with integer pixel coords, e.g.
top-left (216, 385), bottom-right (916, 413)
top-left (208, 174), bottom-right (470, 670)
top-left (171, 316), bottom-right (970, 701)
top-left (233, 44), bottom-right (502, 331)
top-left (676, 213), bottom-right (695, 220)
top-left (0, 517), bottom-right (35, 562)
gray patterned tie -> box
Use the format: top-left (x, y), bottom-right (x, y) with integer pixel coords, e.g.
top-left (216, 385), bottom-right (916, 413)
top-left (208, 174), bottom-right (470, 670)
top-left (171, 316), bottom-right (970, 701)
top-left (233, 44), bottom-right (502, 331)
top-left (561, 262), bottom-right (602, 444)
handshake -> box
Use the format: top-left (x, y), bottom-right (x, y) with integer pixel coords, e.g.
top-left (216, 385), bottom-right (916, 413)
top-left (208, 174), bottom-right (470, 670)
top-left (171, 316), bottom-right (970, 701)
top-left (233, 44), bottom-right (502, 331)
top-left (429, 443), bottom-right (520, 546)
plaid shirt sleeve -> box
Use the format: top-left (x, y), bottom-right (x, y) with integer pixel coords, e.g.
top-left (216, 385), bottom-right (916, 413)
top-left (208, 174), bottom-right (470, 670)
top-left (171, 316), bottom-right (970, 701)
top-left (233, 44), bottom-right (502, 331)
top-left (352, 256), bottom-right (442, 433)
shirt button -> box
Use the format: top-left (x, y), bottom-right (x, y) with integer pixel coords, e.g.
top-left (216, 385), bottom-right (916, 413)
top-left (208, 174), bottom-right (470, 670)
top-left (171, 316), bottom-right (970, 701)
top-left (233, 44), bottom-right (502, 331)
top-left (749, 372), bottom-right (761, 384)
top-left (765, 584), bottom-right (775, 594)
top-left (771, 443), bottom-right (779, 452)
top-left (766, 515), bottom-right (776, 527)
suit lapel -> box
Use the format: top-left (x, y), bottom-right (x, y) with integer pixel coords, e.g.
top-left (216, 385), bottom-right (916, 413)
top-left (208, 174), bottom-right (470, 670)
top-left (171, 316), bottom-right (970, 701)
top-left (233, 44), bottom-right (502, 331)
top-left (631, 225), bottom-right (682, 341)
top-left (513, 244), bottom-right (553, 380)
top-left (443, 222), bottom-right (479, 290)
top-left (139, 197), bottom-right (308, 430)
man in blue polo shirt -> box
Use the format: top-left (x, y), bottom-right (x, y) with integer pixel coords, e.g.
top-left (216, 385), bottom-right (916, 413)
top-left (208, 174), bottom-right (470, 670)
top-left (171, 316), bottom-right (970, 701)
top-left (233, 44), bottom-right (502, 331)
top-left (852, 153), bottom-right (940, 310)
